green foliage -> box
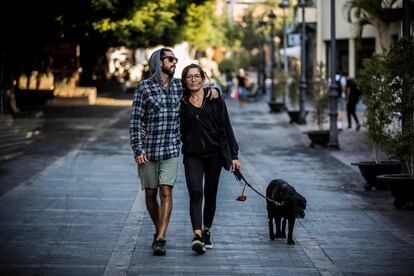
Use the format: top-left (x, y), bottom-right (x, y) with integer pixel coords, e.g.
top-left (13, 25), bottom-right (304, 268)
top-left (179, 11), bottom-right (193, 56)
top-left (2, 0), bottom-right (209, 89)
top-left (357, 54), bottom-right (394, 146)
top-left (272, 73), bottom-right (287, 101)
top-left (288, 67), bottom-right (300, 109)
top-left (222, 23), bottom-right (244, 51)
top-left (182, 1), bottom-right (226, 52)
top-left (381, 38), bottom-right (414, 176)
top-left (218, 55), bottom-right (250, 73)
top-left (218, 59), bottom-right (239, 73)
top-left (93, 0), bottom-right (183, 48)
top-left (358, 38), bottom-right (414, 175)
top-left (311, 62), bottom-right (329, 130)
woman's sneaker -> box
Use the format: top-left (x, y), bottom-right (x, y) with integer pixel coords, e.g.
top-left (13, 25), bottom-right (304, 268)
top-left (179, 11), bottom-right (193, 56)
top-left (203, 230), bottom-right (213, 249)
top-left (191, 235), bottom-right (206, 255)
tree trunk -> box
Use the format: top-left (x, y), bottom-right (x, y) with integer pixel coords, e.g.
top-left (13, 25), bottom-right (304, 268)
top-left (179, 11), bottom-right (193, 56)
top-left (373, 143), bottom-right (381, 163)
top-left (189, 46), bottom-right (197, 60)
top-left (376, 21), bottom-right (387, 54)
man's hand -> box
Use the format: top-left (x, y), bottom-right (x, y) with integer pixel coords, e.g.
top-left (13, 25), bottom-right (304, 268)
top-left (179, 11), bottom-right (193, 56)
top-left (231, 160), bottom-right (241, 171)
top-left (207, 88), bottom-right (220, 99)
top-left (135, 154), bottom-right (148, 165)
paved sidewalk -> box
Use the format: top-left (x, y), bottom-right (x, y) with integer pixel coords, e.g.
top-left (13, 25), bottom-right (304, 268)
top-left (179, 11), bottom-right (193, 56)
top-left (0, 96), bottom-right (413, 275)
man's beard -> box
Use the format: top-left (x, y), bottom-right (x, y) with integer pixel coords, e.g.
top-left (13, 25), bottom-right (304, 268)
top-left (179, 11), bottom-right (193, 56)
top-left (161, 65), bottom-right (175, 78)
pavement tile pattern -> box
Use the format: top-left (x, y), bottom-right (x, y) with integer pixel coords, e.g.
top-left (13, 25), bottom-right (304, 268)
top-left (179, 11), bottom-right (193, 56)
top-left (0, 97), bottom-right (413, 275)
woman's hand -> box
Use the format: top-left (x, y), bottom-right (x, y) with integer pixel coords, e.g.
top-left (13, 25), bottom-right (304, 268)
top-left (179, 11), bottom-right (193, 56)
top-left (231, 159), bottom-right (241, 171)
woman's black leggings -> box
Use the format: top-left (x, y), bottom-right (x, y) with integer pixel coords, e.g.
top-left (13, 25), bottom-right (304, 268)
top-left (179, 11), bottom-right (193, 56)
top-left (183, 153), bottom-right (222, 231)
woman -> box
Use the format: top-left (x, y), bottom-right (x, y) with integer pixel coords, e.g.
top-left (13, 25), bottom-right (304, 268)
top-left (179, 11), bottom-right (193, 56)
top-left (180, 64), bottom-right (241, 255)
top-left (236, 68), bottom-right (247, 107)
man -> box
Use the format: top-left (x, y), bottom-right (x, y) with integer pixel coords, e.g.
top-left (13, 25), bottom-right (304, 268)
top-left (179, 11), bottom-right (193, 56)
top-left (329, 71), bottom-right (347, 130)
top-left (129, 48), bottom-right (218, 256)
top-left (345, 76), bottom-right (361, 131)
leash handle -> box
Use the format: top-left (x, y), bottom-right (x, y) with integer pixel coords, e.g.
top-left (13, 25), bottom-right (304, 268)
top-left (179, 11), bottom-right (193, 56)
top-left (232, 169), bottom-right (283, 206)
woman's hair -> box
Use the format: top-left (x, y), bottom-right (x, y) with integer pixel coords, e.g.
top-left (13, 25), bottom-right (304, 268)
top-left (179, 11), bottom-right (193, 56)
top-left (181, 63), bottom-right (207, 101)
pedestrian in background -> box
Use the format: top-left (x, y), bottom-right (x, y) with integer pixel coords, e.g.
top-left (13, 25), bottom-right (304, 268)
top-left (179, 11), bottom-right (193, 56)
top-left (180, 64), bottom-right (241, 255)
top-left (224, 68), bottom-right (233, 98)
top-left (345, 76), bottom-right (361, 131)
top-left (236, 68), bottom-right (247, 107)
top-left (130, 48), bottom-right (218, 256)
top-left (329, 70), bottom-right (347, 130)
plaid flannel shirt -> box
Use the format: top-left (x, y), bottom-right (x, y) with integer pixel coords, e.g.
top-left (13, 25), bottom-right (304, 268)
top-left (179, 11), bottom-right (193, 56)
top-left (129, 78), bottom-right (182, 161)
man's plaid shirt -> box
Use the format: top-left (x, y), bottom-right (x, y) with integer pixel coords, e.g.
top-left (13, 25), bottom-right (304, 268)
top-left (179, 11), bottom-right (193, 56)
top-left (129, 77), bottom-right (182, 161)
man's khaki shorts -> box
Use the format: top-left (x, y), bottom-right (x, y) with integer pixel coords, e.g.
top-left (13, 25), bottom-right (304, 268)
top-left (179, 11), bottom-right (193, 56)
top-left (137, 157), bottom-right (179, 190)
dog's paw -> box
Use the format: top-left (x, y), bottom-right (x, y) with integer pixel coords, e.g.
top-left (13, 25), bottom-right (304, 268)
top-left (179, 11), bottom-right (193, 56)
top-left (269, 234), bottom-right (275, 241)
top-left (275, 233), bottom-right (285, 239)
top-left (287, 238), bottom-right (295, 245)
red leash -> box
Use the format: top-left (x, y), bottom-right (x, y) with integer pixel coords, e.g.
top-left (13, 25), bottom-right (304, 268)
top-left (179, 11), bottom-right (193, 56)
top-left (232, 169), bottom-right (284, 206)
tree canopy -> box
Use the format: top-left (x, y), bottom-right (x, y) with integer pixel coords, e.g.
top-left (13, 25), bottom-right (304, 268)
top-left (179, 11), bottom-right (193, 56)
top-left (0, 0), bottom-right (211, 87)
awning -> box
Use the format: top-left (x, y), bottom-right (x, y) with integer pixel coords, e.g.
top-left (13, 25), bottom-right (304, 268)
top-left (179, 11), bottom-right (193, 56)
top-left (279, 46), bottom-right (301, 58)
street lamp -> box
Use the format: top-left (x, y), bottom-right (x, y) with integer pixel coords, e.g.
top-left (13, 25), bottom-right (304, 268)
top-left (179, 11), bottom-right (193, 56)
top-left (402, 0), bottom-right (411, 39)
top-left (279, 0), bottom-right (289, 105)
top-left (257, 20), bottom-right (267, 95)
top-left (328, 0), bottom-right (339, 148)
top-left (268, 10), bottom-right (277, 101)
top-left (298, 0), bottom-right (307, 124)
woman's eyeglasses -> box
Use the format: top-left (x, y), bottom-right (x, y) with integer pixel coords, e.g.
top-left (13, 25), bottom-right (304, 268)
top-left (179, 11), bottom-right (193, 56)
top-left (161, 56), bottom-right (178, 63)
top-left (185, 75), bottom-right (202, 81)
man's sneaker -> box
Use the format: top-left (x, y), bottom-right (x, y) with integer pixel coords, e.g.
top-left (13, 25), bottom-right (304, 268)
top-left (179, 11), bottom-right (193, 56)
top-left (203, 230), bottom-right (213, 249)
top-left (191, 235), bottom-right (206, 255)
top-left (356, 124), bottom-right (361, 131)
top-left (153, 239), bottom-right (166, 256)
top-left (152, 233), bottom-right (158, 248)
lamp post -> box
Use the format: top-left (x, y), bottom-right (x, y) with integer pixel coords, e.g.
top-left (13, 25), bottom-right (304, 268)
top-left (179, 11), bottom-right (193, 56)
top-left (279, 0), bottom-right (289, 105)
top-left (268, 10), bottom-right (277, 101)
top-left (256, 26), bottom-right (262, 94)
top-left (402, 0), bottom-right (411, 39)
top-left (298, 0), bottom-right (307, 124)
top-left (257, 20), bottom-right (266, 95)
top-left (328, 0), bottom-right (339, 148)
top-left (402, 0), bottom-right (412, 139)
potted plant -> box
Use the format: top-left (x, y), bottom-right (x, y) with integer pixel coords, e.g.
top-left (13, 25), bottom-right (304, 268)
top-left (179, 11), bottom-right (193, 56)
top-left (268, 73), bottom-right (287, 113)
top-left (286, 67), bottom-right (308, 123)
top-left (351, 52), bottom-right (401, 191)
top-left (304, 62), bottom-right (330, 148)
top-left (376, 38), bottom-right (414, 209)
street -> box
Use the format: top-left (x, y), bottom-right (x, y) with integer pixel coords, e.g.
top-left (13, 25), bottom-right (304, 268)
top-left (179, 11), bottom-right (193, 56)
top-left (0, 94), bottom-right (414, 275)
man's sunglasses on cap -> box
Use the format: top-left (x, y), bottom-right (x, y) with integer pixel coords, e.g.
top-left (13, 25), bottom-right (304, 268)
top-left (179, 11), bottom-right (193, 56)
top-left (161, 56), bottom-right (178, 63)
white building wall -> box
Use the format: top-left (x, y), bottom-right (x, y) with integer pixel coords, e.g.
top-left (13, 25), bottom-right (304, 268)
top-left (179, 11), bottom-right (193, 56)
top-left (316, 0), bottom-right (378, 77)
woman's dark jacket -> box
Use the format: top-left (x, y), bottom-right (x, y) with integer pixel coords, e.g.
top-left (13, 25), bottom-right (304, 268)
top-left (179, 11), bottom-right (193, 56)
top-left (180, 90), bottom-right (238, 160)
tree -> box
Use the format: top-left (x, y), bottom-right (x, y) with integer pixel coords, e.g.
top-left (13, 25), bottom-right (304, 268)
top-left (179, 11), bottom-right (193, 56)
top-left (182, 1), bottom-right (227, 57)
top-left (344, 0), bottom-right (400, 52)
top-left (0, 0), bottom-right (206, 99)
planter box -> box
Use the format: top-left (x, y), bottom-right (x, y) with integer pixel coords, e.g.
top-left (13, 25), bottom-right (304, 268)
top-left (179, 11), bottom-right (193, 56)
top-left (304, 130), bottom-right (329, 148)
top-left (14, 89), bottom-right (54, 109)
top-left (377, 174), bottom-right (414, 210)
top-left (51, 87), bottom-right (97, 105)
top-left (287, 110), bottom-right (308, 124)
top-left (268, 101), bottom-right (286, 113)
top-left (351, 161), bottom-right (401, 190)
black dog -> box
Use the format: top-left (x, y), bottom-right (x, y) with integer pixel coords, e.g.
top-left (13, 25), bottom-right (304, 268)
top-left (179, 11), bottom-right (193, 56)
top-left (266, 179), bottom-right (306, 245)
